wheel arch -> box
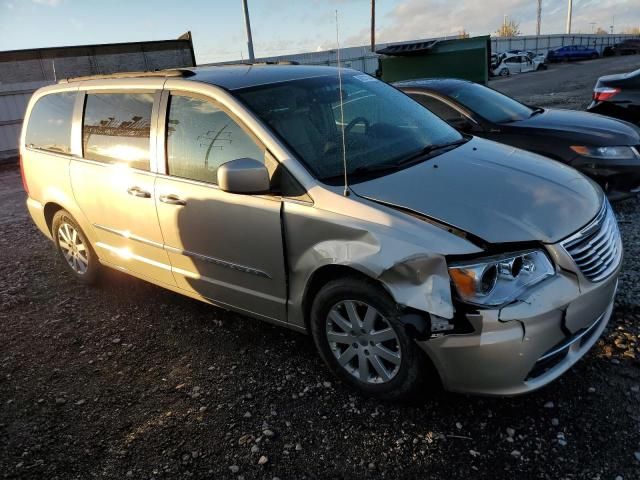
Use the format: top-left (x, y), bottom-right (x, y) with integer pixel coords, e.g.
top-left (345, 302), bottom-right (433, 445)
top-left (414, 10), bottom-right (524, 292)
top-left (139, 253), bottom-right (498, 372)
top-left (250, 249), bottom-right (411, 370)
top-left (301, 264), bottom-right (392, 333)
top-left (43, 201), bottom-right (65, 234)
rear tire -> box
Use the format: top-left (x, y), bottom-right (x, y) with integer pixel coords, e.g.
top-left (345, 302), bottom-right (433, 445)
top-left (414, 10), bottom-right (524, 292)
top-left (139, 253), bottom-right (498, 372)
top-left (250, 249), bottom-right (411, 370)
top-left (52, 210), bottom-right (100, 285)
top-left (310, 276), bottom-right (428, 401)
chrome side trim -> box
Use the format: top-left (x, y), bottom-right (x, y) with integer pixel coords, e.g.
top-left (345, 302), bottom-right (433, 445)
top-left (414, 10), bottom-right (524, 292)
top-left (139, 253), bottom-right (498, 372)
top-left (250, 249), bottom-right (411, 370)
top-left (164, 245), bottom-right (272, 279)
top-left (93, 223), bottom-right (271, 279)
top-left (93, 223), bottom-right (164, 249)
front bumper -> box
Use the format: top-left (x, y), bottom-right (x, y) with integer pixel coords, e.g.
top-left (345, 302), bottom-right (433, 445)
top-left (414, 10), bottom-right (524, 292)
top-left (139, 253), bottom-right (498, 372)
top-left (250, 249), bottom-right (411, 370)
top-left (571, 153), bottom-right (640, 201)
top-left (419, 250), bottom-right (620, 396)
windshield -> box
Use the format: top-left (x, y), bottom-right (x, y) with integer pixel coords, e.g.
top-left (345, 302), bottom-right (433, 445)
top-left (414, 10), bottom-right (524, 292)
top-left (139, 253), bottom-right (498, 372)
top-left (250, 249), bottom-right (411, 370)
top-left (443, 82), bottom-right (534, 123)
top-left (234, 73), bottom-right (462, 183)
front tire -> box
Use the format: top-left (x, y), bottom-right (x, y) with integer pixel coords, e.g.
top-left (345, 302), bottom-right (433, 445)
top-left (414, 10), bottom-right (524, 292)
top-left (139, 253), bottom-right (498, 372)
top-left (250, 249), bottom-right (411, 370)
top-left (499, 68), bottom-right (509, 77)
top-left (310, 277), bottom-right (427, 401)
top-left (52, 210), bottom-right (100, 285)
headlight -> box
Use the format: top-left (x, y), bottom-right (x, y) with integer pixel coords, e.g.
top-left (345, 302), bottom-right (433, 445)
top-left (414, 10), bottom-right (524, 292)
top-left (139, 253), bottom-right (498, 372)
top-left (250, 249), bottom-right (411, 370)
top-left (570, 145), bottom-right (639, 160)
top-left (448, 250), bottom-right (555, 307)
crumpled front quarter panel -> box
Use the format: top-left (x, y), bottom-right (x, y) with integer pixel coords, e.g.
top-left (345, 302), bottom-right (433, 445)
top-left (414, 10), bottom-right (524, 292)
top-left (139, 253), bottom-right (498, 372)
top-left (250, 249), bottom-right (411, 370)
top-left (282, 192), bottom-right (482, 329)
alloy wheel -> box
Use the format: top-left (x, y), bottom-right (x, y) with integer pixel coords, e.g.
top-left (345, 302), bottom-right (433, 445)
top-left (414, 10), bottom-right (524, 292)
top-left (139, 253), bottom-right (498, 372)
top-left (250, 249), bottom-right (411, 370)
top-left (57, 222), bottom-right (89, 275)
top-left (325, 300), bottom-right (401, 384)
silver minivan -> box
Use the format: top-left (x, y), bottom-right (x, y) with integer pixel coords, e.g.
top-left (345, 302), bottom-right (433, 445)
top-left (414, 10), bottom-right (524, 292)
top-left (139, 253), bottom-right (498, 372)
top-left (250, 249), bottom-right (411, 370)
top-left (21, 65), bottom-right (621, 400)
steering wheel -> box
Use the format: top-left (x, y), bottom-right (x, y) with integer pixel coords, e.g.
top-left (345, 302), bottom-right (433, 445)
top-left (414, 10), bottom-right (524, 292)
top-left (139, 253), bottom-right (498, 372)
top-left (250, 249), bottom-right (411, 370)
top-left (344, 116), bottom-right (370, 136)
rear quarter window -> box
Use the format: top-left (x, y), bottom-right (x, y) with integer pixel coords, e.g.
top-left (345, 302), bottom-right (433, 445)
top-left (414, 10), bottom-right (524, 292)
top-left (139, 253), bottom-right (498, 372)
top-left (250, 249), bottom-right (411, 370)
top-left (25, 92), bottom-right (76, 154)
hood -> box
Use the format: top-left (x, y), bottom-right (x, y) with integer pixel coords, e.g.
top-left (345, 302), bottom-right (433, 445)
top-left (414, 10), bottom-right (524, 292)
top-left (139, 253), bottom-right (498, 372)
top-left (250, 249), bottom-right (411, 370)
top-left (351, 138), bottom-right (603, 244)
top-left (507, 108), bottom-right (640, 145)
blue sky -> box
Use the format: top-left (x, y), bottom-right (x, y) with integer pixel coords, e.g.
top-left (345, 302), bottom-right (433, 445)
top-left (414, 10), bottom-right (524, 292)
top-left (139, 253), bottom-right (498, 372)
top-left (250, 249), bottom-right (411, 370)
top-left (1, 0), bottom-right (638, 63)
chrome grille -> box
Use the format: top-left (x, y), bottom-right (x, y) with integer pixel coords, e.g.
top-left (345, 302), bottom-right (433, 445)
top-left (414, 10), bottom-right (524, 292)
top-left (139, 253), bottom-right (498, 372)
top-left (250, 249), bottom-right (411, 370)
top-left (561, 202), bottom-right (622, 283)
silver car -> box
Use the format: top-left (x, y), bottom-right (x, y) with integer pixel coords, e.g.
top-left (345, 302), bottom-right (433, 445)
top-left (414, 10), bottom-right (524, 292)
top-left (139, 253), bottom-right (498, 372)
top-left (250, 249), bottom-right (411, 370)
top-left (20, 65), bottom-right (621, 400)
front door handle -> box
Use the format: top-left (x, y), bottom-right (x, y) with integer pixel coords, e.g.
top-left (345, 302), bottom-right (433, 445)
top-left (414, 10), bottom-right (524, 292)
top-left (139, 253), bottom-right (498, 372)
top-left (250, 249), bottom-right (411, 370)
top-left (159, 194), bottom-right (187, 206)
top-left (127, 186), bottom-right (151, 198)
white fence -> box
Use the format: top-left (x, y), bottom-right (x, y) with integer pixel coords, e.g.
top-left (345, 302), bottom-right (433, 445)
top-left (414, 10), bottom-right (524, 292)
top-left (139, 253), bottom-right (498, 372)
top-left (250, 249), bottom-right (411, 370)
top-left (211, 34), bottom-right (640, 76)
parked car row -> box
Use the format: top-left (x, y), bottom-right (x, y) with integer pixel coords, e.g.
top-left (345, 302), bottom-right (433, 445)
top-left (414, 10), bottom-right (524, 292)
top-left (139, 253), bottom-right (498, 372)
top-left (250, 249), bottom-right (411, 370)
top-left (20, 64), bottom-right (626, 401)
top-left (491, 43), bottom-right (611, 77)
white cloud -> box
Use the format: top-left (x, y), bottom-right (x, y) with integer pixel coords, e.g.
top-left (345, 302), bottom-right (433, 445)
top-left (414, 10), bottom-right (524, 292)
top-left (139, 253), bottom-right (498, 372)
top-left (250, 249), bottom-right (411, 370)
top-left (345, 0), bottom-right (640, 46)
top-left (4, 2), bottom-right (14, 9)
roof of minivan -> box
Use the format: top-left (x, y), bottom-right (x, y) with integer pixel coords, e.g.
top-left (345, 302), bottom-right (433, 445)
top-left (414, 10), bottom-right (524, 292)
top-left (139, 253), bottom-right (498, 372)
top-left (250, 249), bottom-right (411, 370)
top-left (186, 64), bottom-right (346, 90)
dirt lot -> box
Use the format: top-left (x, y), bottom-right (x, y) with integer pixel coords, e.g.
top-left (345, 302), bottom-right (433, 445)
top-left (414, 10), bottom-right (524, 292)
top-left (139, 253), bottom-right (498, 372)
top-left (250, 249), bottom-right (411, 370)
top-left (491, 55), bottom-right (640, 109)
top-left (2, 58), bottom-right (640, 479)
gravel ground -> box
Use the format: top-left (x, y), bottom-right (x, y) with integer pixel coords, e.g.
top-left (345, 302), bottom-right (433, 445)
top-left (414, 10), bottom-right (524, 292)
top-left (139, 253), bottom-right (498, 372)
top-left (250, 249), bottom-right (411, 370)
top-left (491, 55), bottom-right (640, 111)
top-left (2, 61), bottom-right (640, 479)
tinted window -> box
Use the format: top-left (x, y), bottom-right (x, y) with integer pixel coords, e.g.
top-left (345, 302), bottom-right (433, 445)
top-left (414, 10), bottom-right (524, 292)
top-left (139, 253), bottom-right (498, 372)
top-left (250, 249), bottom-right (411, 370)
top-left (166, 95), bottom-right (263, 184)
top-left (25, 92), bottom-right (75, 154)
top-left (83, 93), bottom-right (154, 171)
top-left (236, 74), bottom-right (461, 183)
top-left (442, 82), bottom-right (533, 123)
top-left (411, 94), bottom-right (465, 123)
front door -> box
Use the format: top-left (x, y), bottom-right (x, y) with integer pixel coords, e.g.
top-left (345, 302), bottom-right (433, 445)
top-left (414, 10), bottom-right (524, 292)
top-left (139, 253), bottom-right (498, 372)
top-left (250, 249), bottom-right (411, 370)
top-left (70, 89), bottom-right (175, 285)
top-left (504, 56), bottom-right (522, 74)
top-left (154, 92), bottom-right (287, 322)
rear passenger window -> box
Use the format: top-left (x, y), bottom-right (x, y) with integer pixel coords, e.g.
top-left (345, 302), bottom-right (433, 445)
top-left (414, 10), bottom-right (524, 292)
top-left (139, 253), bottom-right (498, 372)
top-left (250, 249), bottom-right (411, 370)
top-left (166, 95), bottom-right (264, 185)
top-left (25, 92), bottom-right (75, 154)
top-left (83, 93), bottom-right (154, 171)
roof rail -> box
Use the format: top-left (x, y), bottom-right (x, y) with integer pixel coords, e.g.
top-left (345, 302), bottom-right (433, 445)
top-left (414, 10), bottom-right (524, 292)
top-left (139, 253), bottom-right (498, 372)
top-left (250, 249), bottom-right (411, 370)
top-left (59, 68), bottom-right (195, 84)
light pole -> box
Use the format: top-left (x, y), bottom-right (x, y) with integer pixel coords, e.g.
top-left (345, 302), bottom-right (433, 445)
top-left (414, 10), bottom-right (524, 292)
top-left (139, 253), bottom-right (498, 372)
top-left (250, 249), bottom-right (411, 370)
top-left (536, 0), bottom-right (542, 36)
top-left (566, 0), bottom-right (573, 34)
top-left (370, 0), bottom-right (375, 52)
top-left (241, 0), bottom-right (255, 63)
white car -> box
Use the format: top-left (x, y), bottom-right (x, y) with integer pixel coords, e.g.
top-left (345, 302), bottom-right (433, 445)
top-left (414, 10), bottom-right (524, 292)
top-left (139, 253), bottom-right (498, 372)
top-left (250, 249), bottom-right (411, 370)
top-left (493, 53), bottom-right (546, 77)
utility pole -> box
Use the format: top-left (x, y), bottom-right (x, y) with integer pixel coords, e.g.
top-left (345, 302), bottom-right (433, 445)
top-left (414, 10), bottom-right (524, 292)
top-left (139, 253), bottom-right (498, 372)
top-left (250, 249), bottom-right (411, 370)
top-left (566, 0), bottom-right (573, 34)
top-left (536, 0), bottom-right (542, 35)
top-left (610, 16), bottom-right (615, 34)
top-left (370, 0), bottom-right (375, 52)
top-left (241, 0), bottom-right (255, 63)
top-left (590, 22), bottom-right (596, 34)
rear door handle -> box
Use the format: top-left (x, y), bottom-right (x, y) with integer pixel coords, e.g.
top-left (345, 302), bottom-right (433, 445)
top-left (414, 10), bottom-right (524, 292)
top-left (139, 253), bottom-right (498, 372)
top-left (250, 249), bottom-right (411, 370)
top-left (159, 194), bottom-right (187, 206)
top-left (127, 186), bottom-right (151, 198)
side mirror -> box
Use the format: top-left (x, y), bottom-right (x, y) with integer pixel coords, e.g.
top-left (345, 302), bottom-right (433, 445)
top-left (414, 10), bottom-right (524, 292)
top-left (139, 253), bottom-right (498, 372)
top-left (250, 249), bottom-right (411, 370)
top-left (218, 158), bottom-right (270, 194)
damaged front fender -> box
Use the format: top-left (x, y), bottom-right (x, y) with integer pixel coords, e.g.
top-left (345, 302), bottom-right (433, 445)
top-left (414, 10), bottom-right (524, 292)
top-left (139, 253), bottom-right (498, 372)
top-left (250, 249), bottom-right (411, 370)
top-left (282, 194), bottom-right (482, 329)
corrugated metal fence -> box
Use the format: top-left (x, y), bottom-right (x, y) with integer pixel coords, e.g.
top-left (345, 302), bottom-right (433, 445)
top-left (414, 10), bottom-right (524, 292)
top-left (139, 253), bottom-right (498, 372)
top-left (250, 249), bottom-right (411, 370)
top-left (214, 33), bottom-right (639, 76)
top-left (491, 33), bottom-right (635, 57)
top-left (0, 81), bottom-right (52, 161)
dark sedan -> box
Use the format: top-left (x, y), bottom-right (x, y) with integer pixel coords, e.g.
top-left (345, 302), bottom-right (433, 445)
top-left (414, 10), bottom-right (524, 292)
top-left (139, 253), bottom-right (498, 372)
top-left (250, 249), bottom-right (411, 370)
top-left (587, 68), bottom-right (640, 125)
top-left (603, 39), bottom-right (640, 57)
top-left (395, 78), bottom-right (640, 200)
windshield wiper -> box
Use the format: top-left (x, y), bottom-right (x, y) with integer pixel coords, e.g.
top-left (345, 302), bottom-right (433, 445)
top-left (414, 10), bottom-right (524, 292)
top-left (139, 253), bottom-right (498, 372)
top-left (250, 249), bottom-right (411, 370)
top-left (396, 138), bottom-right (469, 166)
top-left (321, 138), bottom-right (469, 183)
